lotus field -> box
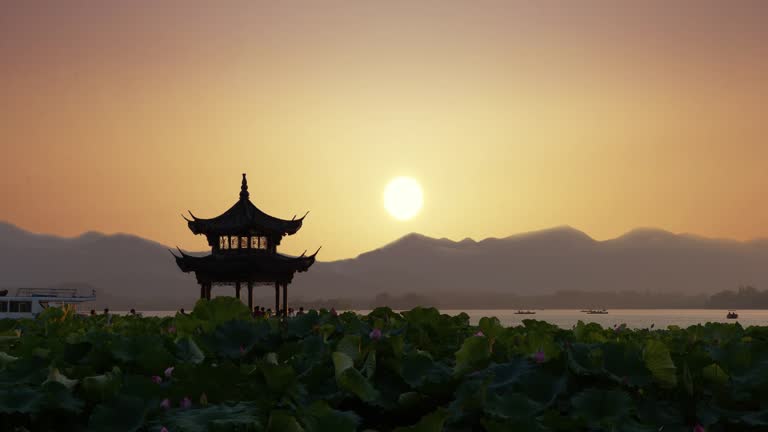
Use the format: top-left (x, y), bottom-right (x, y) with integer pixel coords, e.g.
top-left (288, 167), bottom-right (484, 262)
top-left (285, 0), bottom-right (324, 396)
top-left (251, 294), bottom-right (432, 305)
top-left (2, 299), bottom-right (768, 431)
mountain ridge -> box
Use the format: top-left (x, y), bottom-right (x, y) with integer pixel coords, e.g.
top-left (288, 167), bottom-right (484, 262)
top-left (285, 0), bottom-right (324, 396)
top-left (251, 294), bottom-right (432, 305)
top-left (2, 220), bottom-right (767, 309)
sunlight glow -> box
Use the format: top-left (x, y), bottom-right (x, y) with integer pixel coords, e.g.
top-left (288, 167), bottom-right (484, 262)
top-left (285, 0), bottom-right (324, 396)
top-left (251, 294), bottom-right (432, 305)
top-left (384, 177), bottom-right (423, 221)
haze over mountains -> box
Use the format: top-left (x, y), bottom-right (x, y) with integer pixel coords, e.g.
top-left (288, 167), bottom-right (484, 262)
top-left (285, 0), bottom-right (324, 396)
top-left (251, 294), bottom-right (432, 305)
top-left (1, 221), bottom-right (767, 310)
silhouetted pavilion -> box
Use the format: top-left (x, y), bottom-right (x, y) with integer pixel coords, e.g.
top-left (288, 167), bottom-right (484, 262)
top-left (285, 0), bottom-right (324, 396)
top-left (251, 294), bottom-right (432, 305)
top-left (172, 174), bottom-right (319, 314)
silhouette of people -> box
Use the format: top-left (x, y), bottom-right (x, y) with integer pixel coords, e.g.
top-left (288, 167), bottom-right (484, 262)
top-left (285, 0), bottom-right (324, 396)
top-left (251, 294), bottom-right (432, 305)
top-left (179, 308), bottom-right (186, 315)
top-left (297, 307), bottom-right (305, 316)
top-left (130, 308), bottom-right (136, 315)
top-left (90, 309), bottom-right (96, 316)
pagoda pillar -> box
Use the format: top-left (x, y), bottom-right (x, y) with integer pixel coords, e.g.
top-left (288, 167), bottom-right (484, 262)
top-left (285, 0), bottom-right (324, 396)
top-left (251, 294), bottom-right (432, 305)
top-left (282, 282), bottom-right (288, 316)
top-left (206, 283), bottom-right (212, 300)
top-left (200, 284), bottom-right (205, 300)
top-left (274, 282), bottom-right (280, 314)
top-left (235, 282), bottom-right (241, 300)
top-left (247, 282), bottom-right (253, 311)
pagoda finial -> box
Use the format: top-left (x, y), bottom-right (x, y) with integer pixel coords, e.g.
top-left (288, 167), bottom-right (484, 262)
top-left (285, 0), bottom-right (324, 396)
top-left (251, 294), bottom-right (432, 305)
top-left (240, 173), bottom-right (249, 200)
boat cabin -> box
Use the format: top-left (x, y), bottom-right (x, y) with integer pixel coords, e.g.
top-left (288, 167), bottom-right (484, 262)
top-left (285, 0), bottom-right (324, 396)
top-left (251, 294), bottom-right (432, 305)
top-left (0, 288), bottom-right (96, 319)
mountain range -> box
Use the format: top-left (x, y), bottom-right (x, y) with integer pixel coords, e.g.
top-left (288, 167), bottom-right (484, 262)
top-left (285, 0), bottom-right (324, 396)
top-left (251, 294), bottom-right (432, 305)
top-left (1, 221), bottom-right (767, 310)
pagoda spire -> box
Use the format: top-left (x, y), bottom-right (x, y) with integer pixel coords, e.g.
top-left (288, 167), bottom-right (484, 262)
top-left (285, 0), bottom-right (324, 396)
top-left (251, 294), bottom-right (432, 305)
top-left (239, 173), bottom-right (249, 201)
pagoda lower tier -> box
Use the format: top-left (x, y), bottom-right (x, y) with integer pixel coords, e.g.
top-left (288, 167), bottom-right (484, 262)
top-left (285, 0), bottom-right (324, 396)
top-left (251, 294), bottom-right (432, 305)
top-left (173, 249), bottom-right (318, 313)
top-left (174, 250), bottom-right (316, 284)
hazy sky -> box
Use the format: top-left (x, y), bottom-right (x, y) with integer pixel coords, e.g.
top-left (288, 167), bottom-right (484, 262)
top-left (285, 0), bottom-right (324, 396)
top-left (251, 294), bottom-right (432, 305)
top-left (1, 1), bottom-right (767, 260)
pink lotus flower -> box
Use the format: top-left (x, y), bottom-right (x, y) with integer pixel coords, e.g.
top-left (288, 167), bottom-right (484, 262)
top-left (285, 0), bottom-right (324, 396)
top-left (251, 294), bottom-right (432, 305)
top-left (151, 375), bottom-right (162, 384)
top-left (533, 350), bottom-right (545, 364)
top-left (180, 396), bottom-right (192, 409)
top-left (239, 345), bottom-right (246, 355)
top-left (474, 331), bottom-right (484, 337)
top-left (160, 427), bottom-right (169, 432)
top-left (167, 326), bottom-right (176, 334)
top-left (369, 328), bottom-right (382, 340)
top-left (164, 366), bottom-right (174, 378)
top-left (694, 424), bottom-right (705, 432)
top-left (160, 398), bottom-right (171, 409)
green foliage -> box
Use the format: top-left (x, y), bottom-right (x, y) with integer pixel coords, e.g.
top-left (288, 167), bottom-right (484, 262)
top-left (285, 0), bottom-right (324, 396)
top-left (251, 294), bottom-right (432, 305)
top-left (702, 362), bottom-right (729, 386)
top-left (454, 334), bottom-right (490, 375)
top-left (643, 339), bottom-right (678, 388)
top-left (153, 402), bottom-right (263, 432)
top-left (393, 408), bottom-right (447, 432)
top-left (570, 389), bottom-right (633, 427)
top-left (3, 301), bottom-right (768, 431)
top-left (191, 297), bottom-right (252, 327)
top-left (175, 336), bottom-right (205, 364)
top-left (88, 395), bottom-right (147, 432)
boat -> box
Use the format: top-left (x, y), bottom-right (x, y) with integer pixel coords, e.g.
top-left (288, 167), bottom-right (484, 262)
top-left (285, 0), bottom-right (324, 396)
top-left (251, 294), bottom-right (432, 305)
top-left (585, 309), bottom-right (608, 315)
top-left (726, 311), bottom-right (739, 319)
top-left (514, 310), bottom-right (536, 315)
top-left (0, 287), bottom-right (96, 319)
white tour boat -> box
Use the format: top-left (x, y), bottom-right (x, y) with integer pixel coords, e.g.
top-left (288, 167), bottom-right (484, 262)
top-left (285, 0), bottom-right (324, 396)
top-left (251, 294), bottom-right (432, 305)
top-left (0, 287), bottom-right (96, 319)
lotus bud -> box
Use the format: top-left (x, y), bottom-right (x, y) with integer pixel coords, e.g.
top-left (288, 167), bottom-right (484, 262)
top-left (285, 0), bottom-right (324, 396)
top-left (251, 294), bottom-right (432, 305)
top-left (160, 398), bottom-right (171, 409)
top-left (164, 366), bottom-right (175, 378)
top-left (369, 328), bottom-right (382, 340)
top-left (180, 396), bottom-right (192, 409)
top-left (151, 375), bottom-right (162, 384)
top-left (533, 349), bottom-right (545, 364)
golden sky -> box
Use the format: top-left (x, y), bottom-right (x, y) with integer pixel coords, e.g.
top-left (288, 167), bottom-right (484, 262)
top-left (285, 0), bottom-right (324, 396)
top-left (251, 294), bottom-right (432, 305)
top-left (1, 1), bottom-right (767, 260)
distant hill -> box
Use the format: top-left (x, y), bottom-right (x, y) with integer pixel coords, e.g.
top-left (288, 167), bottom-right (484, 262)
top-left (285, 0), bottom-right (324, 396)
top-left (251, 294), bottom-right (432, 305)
top-left (0, 222), bottom-right (198, 310)
top-left (291, 226), bottom-right (768, 303)
top-left (1, 222), bottom-right (767, 310)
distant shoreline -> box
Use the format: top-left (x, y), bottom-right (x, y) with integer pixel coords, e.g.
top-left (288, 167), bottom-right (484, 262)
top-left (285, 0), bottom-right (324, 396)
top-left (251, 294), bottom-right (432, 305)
top-left (104, 308), bottom-right (768, 329)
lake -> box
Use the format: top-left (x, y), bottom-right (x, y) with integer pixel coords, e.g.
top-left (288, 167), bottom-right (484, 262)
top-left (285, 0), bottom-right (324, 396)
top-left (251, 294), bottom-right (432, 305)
top-left (432, 309), bottom-right (768, 329)
top-left (123, 309), bottom-right (768, 329)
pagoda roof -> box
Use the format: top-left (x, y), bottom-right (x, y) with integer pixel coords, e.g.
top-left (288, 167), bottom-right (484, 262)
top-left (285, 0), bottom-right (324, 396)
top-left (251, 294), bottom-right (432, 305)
top-left (185, 174), bottom-right (307, 237)
top-left (171, 248), bottom-right (320, 283)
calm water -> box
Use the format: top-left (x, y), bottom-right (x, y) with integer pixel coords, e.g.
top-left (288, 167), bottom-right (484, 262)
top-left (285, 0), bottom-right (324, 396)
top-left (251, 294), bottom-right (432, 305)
top-left (436, 309), bottom-right (768, 329)
top-left (123, 309), bottom-right (768, 329)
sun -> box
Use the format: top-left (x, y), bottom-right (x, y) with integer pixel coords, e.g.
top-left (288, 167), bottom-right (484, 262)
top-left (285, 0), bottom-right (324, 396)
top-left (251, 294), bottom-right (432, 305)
top-left (384, 177), bottom-right (423, 221)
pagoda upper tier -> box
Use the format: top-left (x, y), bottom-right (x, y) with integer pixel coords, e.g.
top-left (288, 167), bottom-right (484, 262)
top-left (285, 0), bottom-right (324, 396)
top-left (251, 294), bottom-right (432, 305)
top-left (185, 174), bottom-right (307, 245)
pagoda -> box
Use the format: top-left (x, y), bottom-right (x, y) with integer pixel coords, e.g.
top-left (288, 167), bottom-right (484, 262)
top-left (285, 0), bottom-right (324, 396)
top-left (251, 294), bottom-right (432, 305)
top-left (172, 174), bottom-right (319, 314)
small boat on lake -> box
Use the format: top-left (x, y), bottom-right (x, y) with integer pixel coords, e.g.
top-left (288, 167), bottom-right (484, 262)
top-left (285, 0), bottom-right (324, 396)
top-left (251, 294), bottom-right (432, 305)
top-left (726, 311), bottom-right (739, 319)
top-left (585, 309), bottom-right (608, 314)
top-left (514, 310), bottom-right (536, 315)
top-left (0, 288), bottom-right (96, 319)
